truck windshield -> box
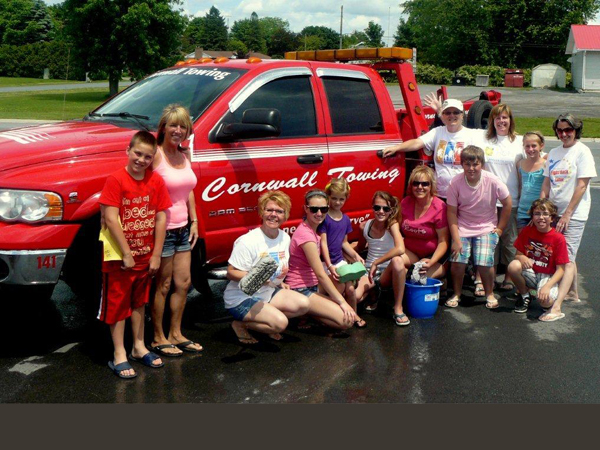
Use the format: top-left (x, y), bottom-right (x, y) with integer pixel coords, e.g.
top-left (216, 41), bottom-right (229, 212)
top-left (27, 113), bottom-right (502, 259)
top-left (88, 66), bottom-right (246, 130)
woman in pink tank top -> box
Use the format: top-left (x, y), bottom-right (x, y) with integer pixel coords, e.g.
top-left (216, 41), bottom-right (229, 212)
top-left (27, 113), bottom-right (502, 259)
top-left (150, 104), bottom-right (202, 356)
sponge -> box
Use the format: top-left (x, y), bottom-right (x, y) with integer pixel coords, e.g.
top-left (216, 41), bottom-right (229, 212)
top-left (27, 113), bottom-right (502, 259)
top-left (239, 255), bottom-right (279, 296)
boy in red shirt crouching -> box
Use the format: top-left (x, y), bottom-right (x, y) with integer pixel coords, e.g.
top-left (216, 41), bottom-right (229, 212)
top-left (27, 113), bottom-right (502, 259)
top-left (507, 199), bottom-right (569, 322)
top-left (98, 131), bottom-right (172, 378)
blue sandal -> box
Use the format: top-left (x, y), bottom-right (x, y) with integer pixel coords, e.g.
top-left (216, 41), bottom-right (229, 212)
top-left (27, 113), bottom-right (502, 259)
top-left (108, 360), bottom-right (137, 379)
top-left (129, 351), bottom-right (164, 368)
top-left (393, 313), bottom-right (410, 326)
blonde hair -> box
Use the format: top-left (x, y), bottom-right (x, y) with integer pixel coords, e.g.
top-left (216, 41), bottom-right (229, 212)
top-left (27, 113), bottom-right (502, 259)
top-left (325, 178), bottom-right (350, 197)
top-left (157, 104), bottom-right (193, 146)
top-left (523, 131), bottom-right (545, 148)
top-left (257, 190), bottom-right (292, 221)
top-left (407, 165), bottom-right (437, 197)
top-left (372, 191), bottom-right (400, 229)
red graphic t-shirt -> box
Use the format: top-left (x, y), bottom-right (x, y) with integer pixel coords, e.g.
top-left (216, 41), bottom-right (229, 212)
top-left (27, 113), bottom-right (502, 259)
top-left (99, 168), bottom-right (172, 272)
top-left (513, 226), bottom-right (569, 274)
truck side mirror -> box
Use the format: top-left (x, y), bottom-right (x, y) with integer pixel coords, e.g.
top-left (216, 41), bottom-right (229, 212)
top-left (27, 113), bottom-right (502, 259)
top-left (214, 108), bottom-right (282, 142)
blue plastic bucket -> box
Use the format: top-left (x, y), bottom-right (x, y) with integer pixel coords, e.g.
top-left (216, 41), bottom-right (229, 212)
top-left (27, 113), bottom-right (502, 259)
top-left (405, 278), bottom-right (443, 319)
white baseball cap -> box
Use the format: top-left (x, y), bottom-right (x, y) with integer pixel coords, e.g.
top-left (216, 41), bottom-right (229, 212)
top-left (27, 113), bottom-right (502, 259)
top-left (441, 99), bottom-right (464, 113)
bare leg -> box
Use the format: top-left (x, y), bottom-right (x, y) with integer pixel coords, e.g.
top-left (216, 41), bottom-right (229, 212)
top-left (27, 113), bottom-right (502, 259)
top-left (450, 262), bottom-right (466, 302)
top-left (478, 265), bottom-right (498, 308)
top-left (307, 293), bottom-right (353, 330)
top-left (109, 319), bottom-right (135, 377)
top-left (167, 251), bottom-right (202, 351)
top-left (131, 305), bottom-right (163, 366)
top-left (566, 262), bottom-right (579, 301)
top-left (151, 256), bottom-right (182, 355)
top-left (507, 260), bottom-right (528, 295)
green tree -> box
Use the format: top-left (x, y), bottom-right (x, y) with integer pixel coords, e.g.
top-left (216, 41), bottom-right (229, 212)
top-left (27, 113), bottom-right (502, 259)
top-left (0, 0), bottom-right (54, 45)
top-left (230, 12), bottom-right (267, 54)
top-left (259, 16), bottom-right (296, 56)
top-left (364, 21), bottom-right (384, 48)
top-left (63, 0), bottom-right (186, 95)
top-left (398, 0), bottom-right (600, 68)
top-left (300, 25), bottom-right (339, 49)
top-left (342, 30), bottom-right (368, 49)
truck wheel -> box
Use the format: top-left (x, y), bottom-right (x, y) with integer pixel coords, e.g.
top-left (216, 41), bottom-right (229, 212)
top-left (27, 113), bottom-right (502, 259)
top-left (191, 240), bottom-right (213, 300)
top-left (62, 216), bottom-right (102, 316)
top-left (466, 100), bottom-right (493, 129)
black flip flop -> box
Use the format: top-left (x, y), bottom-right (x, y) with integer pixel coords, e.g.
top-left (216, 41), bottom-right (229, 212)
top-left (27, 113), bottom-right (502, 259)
top-left (175, 340), bottom-right (203, 353)
top-left (150, 343), bottom-right (183, 357)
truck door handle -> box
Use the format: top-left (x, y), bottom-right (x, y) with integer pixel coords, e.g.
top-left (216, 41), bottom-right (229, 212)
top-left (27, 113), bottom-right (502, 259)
top-left (297, 155), bottom-right (323, 164)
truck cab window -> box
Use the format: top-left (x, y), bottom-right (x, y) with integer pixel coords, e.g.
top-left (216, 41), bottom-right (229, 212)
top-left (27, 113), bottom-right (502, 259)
top-left (322, 77), bottom-right (383, 134)
top-left (231, 76), bottom-right (317, 138)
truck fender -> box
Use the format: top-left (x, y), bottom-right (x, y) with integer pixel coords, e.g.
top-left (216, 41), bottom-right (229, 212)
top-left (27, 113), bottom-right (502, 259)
top-left (70, 193), bottom-right (101, 221)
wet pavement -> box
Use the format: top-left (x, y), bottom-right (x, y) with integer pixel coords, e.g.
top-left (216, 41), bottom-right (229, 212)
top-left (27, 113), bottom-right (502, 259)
top-left (1, 192), bottom-right (600, 403)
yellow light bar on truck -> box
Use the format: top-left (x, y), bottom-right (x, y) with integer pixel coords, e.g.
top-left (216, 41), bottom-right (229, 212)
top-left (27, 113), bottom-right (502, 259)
top-left (285, 47), bottom-right (413, 62)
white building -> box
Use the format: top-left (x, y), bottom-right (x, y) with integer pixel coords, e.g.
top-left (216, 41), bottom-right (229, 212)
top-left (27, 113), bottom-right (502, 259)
top-left (531, 64), bottom-right (566, 88)
top-left (565, 24), bottom-right (600, 91)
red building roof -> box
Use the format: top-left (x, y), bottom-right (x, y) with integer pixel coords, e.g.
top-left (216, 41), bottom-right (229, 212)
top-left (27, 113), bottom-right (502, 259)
top-left (566, 24), bottom-right (600, 53)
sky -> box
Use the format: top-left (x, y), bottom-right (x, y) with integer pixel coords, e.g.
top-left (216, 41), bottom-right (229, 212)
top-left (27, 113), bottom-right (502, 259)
top-left (45, 0), bottom-right (600, 40)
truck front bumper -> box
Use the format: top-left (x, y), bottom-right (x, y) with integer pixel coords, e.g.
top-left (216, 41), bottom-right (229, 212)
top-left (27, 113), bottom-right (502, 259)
top-left (0, 249), bottom-right (67, 285)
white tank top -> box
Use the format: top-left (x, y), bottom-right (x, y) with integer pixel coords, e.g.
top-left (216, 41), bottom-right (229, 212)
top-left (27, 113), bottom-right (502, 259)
top-left (363, 219), bottom-right (395, 271)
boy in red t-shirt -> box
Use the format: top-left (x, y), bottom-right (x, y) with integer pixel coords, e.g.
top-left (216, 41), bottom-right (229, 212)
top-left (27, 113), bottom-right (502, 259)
top-left (508, 199), bottom-right (569, 322)
top-left (98, 131), bottom-right (172, 378)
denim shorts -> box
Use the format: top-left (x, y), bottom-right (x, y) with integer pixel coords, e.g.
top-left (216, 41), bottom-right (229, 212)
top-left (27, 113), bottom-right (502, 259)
top-left (161, 226), bottom-right (191, 258)
top-left (292, 285), bottom-right (318, 298)
top-left (227, 288), bottom-right (281, 321)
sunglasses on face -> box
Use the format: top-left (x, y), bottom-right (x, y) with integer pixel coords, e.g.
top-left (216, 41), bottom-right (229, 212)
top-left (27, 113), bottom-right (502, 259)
top-left (556, 127), bottom-right (574, 135)
top-left (412, 181), bottom-right (431, 187)
top-left (372, 205), bottom-right (392, 213)
top-left (442, 110), bottom-right (462, 116)
top-left (307, 206), bottom-right (329, 214)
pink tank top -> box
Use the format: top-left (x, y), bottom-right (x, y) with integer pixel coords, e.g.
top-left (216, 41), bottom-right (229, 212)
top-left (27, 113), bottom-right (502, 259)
top-left (153, 149), bottom-right (197, 229)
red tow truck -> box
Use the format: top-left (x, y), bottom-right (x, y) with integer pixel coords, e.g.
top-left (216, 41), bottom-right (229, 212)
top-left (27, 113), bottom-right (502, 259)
top-left (0, 47), bottom-right (501, 301)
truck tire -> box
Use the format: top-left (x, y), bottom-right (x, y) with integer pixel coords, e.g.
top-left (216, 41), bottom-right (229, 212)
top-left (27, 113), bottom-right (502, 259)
top-left (62, 216), bottom-right (102, 317)
top-left (191, 239), bottom-right (213, 300)
top-left (466, 100), bottom-right (493, 129)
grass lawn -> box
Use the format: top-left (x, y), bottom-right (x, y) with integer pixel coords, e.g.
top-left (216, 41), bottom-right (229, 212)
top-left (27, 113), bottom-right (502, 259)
top-left (516, 118), bottom-right (600, 139)
top-left (0, 88), bottom-right (119, 120)
top-left (0, 77), bottom-right (91, 87)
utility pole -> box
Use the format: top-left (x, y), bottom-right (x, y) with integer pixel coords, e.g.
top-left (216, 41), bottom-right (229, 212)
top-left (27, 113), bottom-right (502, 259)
top-left (388, 7), bottom-right (391, 46)
top-left (339, 5), bottom-right (343, 49)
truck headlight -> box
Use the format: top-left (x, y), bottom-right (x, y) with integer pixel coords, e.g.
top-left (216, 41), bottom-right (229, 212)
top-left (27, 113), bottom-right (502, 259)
top-left (0, 190), bottom-right (63, 222)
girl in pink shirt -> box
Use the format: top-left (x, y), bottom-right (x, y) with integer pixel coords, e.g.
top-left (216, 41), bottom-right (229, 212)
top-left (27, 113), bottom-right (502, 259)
top-left (286, 189), bottom-right (357, 330)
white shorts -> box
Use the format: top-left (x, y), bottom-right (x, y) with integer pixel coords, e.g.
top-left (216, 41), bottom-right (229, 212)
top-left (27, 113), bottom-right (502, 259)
top-left (522, 268), bottom-right (558, 302)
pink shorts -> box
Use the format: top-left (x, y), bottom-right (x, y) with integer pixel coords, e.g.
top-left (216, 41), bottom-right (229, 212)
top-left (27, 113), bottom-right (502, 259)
top-left (98, 270), bottom-right (151, 324)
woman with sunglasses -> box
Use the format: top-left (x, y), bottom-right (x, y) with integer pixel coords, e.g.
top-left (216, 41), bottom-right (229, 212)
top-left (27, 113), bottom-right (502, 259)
top-left (540, 113), bottom-right (596, 304)
top-left (382, 98), bottom-right (477, 199)
top-left (354, 191), bottom-right (410, 326)
top-left (400, 166), bottom-right (449, 282)
top-left (285, 189), bottom-right (357, 330)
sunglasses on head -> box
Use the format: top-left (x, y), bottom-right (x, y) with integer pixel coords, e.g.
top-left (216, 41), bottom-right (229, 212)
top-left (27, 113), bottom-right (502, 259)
top-left (372, 205), bottom-right (392, 212)
top-left (307, 206), bottom-right (329, 214)
top-left (412, 181), bottom-right (431, 187)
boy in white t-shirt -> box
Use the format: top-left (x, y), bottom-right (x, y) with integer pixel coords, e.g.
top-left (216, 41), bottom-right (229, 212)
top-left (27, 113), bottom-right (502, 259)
top-left (445, 145), bottom-right (512, 309)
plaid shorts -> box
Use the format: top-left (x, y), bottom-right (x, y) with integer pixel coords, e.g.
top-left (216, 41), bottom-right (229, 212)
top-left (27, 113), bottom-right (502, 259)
top-left (522, 268), bottom-right (558, 302)
top-left (450, 232), bottom-right (499, 267)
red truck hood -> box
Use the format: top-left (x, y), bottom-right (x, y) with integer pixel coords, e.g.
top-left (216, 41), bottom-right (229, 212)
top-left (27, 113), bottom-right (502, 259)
top-left (0, 120), bottom-right (137, 173)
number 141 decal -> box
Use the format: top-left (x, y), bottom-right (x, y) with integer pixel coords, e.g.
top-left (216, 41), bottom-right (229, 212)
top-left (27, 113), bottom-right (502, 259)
top-left (37, 256), bottom-right (56, 269)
